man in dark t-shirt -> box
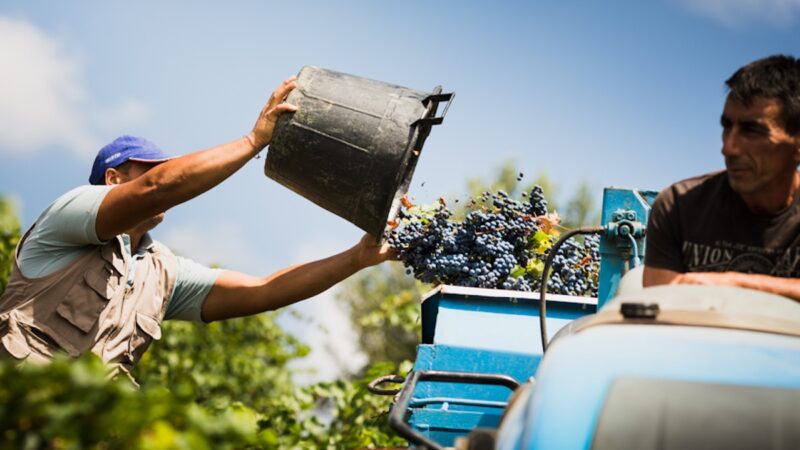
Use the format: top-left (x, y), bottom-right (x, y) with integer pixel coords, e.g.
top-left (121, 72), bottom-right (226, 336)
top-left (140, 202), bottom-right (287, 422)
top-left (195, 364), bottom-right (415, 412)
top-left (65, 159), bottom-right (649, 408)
top-left (644, 55), bottom-right (800, 302)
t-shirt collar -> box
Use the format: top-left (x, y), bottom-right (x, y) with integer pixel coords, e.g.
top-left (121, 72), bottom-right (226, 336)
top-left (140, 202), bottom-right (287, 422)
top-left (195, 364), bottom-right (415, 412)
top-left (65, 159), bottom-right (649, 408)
top-left (120, 232), bottom-right (156, 259)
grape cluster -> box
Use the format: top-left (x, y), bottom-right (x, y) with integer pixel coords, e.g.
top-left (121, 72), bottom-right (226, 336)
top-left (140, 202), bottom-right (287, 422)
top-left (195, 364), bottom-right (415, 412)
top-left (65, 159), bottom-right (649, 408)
top-left (387, 188), bottom-right (600, 296)
top-left (544, 234), bottom-right (600, 296)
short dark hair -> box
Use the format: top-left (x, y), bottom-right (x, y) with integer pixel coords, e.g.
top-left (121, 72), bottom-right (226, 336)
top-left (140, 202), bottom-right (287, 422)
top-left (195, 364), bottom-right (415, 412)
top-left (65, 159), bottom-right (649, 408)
top-left (725, 54), bottom-right (800, 135)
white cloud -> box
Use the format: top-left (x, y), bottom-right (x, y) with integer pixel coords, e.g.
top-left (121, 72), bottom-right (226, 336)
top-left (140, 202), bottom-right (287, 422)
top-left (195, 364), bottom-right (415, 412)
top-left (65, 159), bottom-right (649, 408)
top-left (677, 0), bottom-right (800, 27)
top-left (0, 16), bottom-right (149, 158)
top-left (157, 220), bottom-right (266, 272)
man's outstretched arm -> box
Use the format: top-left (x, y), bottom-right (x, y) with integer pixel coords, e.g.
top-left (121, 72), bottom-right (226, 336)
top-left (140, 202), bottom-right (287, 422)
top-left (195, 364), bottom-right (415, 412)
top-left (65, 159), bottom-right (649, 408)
top-left (643, 265), bottom-right (800, 302)
top-left (95, 77), bottom-right (298, 241)
top-left (200, 235), bottom-right (396, 322)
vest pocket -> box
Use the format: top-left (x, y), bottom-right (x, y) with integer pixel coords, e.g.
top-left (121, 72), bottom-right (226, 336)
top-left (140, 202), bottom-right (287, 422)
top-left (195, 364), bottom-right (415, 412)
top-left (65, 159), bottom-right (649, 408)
top-left (0, 312), bottom-right (31, 360)
top-left (55, 270), bottom-right (116, 333)
top-left (126, 312), bottom-right (162, 366)
top-left (134, 312), bottom-right (161, 340)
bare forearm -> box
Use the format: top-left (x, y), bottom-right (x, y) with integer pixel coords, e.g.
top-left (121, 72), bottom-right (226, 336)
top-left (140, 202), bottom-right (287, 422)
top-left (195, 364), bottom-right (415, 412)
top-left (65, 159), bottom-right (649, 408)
top-left (96, 77), bottom-right (298, 239)
top-left (97, 136), bottom-right (259, 239)
top-left (256, 248), bottom-right (363, 310)
top-left (202, 247), bottom-right (365, 321)
top-left (138, 137), bottom-right (257, 214)
top-left (726, 273), bottom-right (800, 302)
top-left (140, 77), bottom-right (298, 214)
top-left (202, 234), bottom-right (395, 322)
top-left (662, 270), bottom-right (800, 303)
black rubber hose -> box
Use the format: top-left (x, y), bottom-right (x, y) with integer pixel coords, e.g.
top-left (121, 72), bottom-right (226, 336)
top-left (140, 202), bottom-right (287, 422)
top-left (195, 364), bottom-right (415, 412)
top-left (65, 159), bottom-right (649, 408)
top-left (539, 226), bottom-right (604, 353)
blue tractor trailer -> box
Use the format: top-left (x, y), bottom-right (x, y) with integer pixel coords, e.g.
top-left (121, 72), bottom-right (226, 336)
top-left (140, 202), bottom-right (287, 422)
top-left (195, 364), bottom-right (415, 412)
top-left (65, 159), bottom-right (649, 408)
top-left (374, 187), bottom-right (800, 450)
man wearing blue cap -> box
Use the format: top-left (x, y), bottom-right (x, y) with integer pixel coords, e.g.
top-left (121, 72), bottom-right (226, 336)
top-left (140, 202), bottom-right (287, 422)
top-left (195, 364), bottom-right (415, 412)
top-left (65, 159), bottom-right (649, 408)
top-left (0, 78), bottom-right (394, 374)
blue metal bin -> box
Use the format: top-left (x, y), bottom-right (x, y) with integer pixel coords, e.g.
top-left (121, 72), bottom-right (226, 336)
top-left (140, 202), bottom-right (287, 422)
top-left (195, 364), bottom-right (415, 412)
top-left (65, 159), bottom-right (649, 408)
top-left (404, 285), bottom-right (596, 446)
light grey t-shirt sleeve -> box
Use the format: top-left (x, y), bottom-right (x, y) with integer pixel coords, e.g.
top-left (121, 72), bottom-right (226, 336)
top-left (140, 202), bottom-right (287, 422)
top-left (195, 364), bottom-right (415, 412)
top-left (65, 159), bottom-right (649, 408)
top-left (164, 256), bottom-right (224, 322)
top-left (18, 185), bottom-right (113, 278)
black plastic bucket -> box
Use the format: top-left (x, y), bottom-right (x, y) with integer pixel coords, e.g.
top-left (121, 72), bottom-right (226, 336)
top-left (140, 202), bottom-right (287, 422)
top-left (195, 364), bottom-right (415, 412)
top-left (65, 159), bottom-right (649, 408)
top-left (265, 66), bottom-right (454, 237)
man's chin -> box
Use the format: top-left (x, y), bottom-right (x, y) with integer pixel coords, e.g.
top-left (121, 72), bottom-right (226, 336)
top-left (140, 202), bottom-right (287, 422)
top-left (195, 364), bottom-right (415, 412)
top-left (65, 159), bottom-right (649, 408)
top-left (135, 214), bottom-right (166, 234)
top-left (727, 174), bottom-right (756, 194)
top-left (148, 214), bottom-right (166, 229)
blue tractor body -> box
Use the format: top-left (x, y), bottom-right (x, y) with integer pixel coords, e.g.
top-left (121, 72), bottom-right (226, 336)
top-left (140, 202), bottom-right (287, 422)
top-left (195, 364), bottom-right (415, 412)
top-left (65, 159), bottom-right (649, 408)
top-left (495, 286), bottom-right (800, 449)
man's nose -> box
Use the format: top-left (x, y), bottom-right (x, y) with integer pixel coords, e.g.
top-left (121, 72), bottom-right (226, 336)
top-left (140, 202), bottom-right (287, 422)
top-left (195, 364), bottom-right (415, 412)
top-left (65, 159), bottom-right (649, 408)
top-left (721, 129), bottom-right (741, 157)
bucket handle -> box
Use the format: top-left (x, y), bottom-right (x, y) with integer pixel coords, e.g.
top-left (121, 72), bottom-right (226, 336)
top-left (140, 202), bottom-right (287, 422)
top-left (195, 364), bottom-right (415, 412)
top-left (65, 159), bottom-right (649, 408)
top-left (414, 90), bottom-right (456, 126)
top-left (409, 88), bottom-right (455, 153)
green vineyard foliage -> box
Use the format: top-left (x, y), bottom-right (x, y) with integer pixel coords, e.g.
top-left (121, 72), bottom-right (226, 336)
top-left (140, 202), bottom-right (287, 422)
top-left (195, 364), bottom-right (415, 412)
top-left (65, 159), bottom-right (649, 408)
top-left (0, 196), bottom-right (407, 449)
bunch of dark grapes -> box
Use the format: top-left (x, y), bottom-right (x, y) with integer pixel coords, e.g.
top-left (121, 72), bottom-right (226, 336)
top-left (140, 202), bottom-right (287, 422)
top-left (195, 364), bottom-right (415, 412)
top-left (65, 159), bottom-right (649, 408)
top-left (544, 234), bottom-right (600, 296)
top-left (387, 188), bottom-right (600, 297)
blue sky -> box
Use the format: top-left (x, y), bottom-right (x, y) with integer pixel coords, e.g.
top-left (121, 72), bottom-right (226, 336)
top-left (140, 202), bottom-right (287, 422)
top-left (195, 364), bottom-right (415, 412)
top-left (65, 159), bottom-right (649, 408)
top-left (1, 0), bottom-right (799, 379)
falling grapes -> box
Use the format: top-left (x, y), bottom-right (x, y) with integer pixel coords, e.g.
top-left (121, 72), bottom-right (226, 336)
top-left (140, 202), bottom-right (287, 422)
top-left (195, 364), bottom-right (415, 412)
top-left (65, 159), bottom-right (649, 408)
top-left (387, 187), bottom-right (600, 296)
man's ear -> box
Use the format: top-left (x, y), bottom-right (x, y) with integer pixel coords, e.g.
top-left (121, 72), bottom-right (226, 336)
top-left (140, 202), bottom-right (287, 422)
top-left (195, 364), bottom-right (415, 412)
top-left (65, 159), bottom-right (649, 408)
top-left (105, 168), bottom-right (123, 185)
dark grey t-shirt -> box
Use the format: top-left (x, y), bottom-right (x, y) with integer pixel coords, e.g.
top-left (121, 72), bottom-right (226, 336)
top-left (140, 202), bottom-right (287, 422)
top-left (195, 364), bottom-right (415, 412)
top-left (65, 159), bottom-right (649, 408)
top-left (645, 171), bottom-right (800, 276)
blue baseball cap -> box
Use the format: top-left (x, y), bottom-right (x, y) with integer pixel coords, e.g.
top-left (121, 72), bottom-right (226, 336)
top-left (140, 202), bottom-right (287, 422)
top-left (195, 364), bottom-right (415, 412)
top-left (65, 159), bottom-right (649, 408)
top-left (89, 135), bottom-right (172, 185)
